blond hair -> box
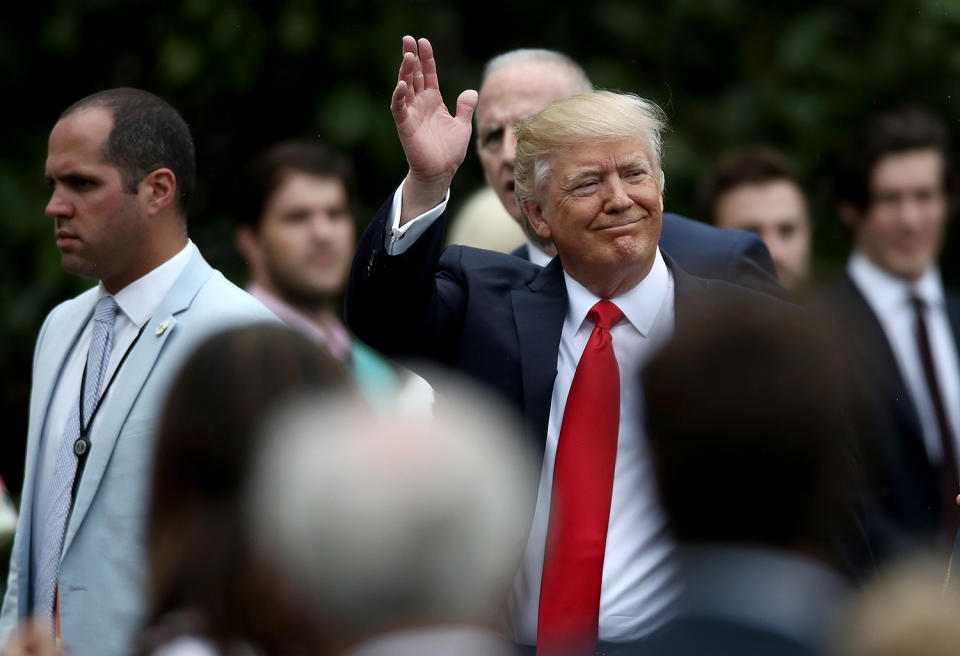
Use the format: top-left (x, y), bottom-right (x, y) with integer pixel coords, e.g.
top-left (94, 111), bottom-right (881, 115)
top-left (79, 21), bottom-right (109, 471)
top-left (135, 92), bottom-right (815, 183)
top-left (514, 91), bottom-right (668, 206)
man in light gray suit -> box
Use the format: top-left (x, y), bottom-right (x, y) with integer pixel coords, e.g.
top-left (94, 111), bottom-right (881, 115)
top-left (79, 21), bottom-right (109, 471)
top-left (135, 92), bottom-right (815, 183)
top-left (0, 88), bottom-right (276, 655)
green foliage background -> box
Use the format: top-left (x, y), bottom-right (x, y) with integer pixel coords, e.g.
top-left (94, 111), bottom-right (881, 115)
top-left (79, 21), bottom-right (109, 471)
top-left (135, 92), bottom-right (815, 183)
top-left (1, 0), bottom-right (959, 516)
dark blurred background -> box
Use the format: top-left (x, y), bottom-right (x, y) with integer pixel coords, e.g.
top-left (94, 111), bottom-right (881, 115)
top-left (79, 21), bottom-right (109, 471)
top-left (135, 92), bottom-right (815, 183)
top-left (2, 0), bottom-right (959, 498)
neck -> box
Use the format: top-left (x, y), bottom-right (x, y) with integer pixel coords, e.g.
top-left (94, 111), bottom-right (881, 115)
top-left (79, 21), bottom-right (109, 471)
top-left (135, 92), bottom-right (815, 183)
top-left (564, 257), bottom-right (654, 299)
top-left (256, 279), bottom-right (335, 324)
top-left (102, 232), bottom-right (188, 294)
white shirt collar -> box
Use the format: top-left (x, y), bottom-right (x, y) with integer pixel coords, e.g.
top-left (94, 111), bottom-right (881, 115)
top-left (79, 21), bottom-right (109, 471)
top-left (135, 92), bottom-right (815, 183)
top-left (847, 250), bottom-right (945, 315)
top-left (562, 247), bottom-right (670, 337)
top-left (526, 239), bottom-right (555, 268)
top-left (97, 240), bottom-right (195, 327)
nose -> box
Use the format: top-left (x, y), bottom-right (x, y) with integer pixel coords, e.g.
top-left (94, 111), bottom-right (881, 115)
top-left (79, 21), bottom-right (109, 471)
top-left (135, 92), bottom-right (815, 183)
top-left (602, 177), bottom-right (633, 213)
top-left (898, 197), bottom-right (925, 230)
top-left (45, 187), bottom-right (73, 220)
top-left (503, 129), bottom-right (518, 168)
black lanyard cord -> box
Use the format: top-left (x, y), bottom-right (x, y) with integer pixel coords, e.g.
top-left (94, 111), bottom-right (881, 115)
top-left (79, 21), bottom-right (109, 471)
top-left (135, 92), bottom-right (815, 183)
top-left (70, 320), bottom-right (149, 504)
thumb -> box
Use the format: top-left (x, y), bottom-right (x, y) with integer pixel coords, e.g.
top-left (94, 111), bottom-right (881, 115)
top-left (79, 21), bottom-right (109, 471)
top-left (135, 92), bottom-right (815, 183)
top-left (454, 89), bottom-right (478, 124)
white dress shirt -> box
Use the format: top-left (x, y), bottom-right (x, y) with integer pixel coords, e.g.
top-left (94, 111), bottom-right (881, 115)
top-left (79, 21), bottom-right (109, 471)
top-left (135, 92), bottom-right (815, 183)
top-left (388, 185), bottom-right (681, 644)
top-left (30, 241), bottom-right (196, 585)
top-left (847, 251), bottom-right (960, 469)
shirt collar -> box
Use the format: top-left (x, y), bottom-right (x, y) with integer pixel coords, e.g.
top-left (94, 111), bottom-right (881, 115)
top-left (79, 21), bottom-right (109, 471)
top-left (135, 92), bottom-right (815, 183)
top-left (246, 283), bottom-right (352, 360)
top-left (847, 250), bottom-right (945, 315)
top-left (562, 247), bottom-right (670, 337)
top-left (98, 240), bottom-right (195, 328)
top-left (525, 239), bottom-right (556, 268)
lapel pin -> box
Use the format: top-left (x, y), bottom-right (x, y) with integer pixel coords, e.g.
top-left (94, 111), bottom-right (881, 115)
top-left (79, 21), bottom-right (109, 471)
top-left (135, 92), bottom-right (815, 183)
top-left (155, 319), bottom-right (170, 336)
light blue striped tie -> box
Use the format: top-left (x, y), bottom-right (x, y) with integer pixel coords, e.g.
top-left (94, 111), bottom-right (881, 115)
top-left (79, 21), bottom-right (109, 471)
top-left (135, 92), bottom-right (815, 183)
top-left (33, 295), bottom-right (119, 617)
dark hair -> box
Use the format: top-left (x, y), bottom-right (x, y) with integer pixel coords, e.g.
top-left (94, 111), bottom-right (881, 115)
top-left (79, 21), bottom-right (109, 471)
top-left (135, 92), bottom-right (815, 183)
top-left (700, 147), bottom-right (802, 224)
top-left (832, 106), bottom-right (952, 212)
top-left (143, 324), bottom-right (349, 655)
top-left (235, 139), bottom-right (357, 229)
top-left (61, 88), bottom-right (196, 219)
top-left (642, 301), bottom-right (854, 560)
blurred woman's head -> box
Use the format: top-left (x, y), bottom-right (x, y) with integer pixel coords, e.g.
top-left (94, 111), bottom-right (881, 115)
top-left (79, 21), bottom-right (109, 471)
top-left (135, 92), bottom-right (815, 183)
top-left (144, 323), bottom-right (349, 654)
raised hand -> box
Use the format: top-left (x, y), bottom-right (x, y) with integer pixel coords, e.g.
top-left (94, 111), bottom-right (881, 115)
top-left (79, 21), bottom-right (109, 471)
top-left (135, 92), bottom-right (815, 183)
top-left (391, 36), bottom-right (478, 224)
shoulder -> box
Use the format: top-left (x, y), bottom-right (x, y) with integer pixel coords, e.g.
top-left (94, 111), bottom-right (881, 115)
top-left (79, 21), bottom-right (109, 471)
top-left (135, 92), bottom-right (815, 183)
top-left (350, 341), bottom-right (398, 388)
top-left (672, 261), bottom-right (798, 329)
top-left (34, 286), bottom-right (99, 351)
top-left (188, 270), bottom-right (279, 325)
top-left (441, 244), bottom-right (543, 288)
top-left (661, 212), bottom-right (755, 252)
top-left (43, 285), bottom-right (99, 324)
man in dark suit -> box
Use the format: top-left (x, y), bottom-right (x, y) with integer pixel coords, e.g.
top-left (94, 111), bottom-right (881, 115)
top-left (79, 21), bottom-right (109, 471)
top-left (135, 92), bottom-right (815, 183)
top-left (347, 36), bottom-right (780, 655)
top-left (471, 48), bottom-right (781, 295)
top-left (818, 107), bottom-right (960, 559)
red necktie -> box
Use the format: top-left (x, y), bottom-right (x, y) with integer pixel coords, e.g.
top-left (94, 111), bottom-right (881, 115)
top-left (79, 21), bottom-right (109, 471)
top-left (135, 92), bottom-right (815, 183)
top-left (537, 300), bottom-right (623, 656)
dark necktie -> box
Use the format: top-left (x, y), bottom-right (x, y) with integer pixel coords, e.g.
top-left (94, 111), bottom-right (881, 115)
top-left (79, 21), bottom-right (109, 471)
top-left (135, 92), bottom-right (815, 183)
top-left (538, 300), bottom-right (623, 656)
top-left (911, 294), bottom-right (960, 535)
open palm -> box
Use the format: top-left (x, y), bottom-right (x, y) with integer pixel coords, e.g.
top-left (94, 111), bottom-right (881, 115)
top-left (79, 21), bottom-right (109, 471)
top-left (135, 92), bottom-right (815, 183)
top-left (391, 36), bottom-right (477, 196)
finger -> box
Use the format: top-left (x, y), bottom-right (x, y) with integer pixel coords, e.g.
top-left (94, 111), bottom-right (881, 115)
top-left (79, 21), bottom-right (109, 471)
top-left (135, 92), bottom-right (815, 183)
top-left (411, 50), bottom-right (425, 95)
top-left (454, 89), bottom-right (479, 124)
top-left (401, 35), bottom-right (417, 58)
top-left (419, 37), bottom-right (439, 92)
top-left (390, 81), bottom-right (408, 121)
top-left (397, 52), bottom-right (417, 105)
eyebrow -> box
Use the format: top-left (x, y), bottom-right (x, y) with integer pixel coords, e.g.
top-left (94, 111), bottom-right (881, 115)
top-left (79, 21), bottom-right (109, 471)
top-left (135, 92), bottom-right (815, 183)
top-left (562, 155), bottom-right (649, 186)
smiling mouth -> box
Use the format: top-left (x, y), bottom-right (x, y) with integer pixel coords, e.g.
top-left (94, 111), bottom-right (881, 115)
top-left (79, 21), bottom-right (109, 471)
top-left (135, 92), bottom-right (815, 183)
top-left (596, 217), bottom-right (644, 231)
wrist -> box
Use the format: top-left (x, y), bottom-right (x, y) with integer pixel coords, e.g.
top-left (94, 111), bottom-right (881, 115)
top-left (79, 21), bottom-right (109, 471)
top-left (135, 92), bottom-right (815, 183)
top-left (399, 172), bottom-right (451, 225)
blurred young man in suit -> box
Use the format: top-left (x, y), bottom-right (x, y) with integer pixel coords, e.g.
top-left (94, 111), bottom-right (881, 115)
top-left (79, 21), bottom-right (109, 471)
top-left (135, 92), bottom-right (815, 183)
top-left (819, 107), bottom-right (960, 559)
top-left (234, 140), bottom-right (396, 396)
top-left (701, 147), bottom-right (812, 293)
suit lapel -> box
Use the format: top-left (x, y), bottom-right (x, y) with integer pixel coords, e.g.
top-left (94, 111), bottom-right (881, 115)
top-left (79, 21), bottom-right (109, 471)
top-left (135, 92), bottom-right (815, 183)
top-left (666, 252), bottom-right (710, 331)
top-left (836, 274), bottom-right (923, 435)
top-left (62, 251), bottom-right (214, 555)
top-left (511, 258), bottom-right (567, 451)
top-left (13, 292), bottom-right (97, 590)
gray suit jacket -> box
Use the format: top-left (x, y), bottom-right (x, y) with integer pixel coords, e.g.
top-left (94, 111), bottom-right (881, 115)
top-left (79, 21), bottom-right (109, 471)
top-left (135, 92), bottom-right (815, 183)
top-left (0, 249), bottom-right (277, 655)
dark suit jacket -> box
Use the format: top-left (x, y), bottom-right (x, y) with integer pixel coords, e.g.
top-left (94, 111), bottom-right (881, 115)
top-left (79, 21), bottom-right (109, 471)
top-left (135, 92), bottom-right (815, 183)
top-left (817, 273), bottom-right (960, 557)
top-left (347, 197), bottom-right (780, 449)
top-left (511, 212), bottom-right (783, 297)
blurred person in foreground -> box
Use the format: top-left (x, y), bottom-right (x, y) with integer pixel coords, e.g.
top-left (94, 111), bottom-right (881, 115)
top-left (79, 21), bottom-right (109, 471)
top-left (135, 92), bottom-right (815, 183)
top-left (139, 323), bottom-right (348, 656)
top-left (234, 139), bottom-right (397, 397)
top-left (447, 185), bottom-right (525, 253)
top-left (0, 88), bottom-right (276, 655)
top-left (639, 304), bottom-right (857, 656)
top-left (700, 147), bottom-right (813, 294)
top-left (247, 384), bottom-right (536, 656)
top-left (832, 558), bottom-right (960, 656)
top-left (817, 107), bottom-right (960, 559)
top-left (347, 36), bottom-right (785, 654)
top-left (471, 48), bottom-right (781, 295)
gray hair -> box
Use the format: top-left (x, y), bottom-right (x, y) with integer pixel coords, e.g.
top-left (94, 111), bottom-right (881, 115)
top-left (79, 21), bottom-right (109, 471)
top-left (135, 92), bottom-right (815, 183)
top-left (246, 385), bottom-right (536, 637)
top-left (481, 48), bottom-right (593, 94)
top-left (514, 91), bottom-right (668, 206)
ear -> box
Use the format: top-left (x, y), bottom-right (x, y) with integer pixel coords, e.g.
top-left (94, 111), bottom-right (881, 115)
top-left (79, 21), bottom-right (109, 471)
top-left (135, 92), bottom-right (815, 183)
top-left (140, 168), bottom-right (178, 216)
top-left (235, 225), bottom-right (264, 268)
top-left (522, 200), bottom-right (553, 241)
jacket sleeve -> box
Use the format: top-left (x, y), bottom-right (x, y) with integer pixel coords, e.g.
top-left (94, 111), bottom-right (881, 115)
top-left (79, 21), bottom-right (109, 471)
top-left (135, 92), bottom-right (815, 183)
top-left (345, 193), bottom-right (466, 367)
